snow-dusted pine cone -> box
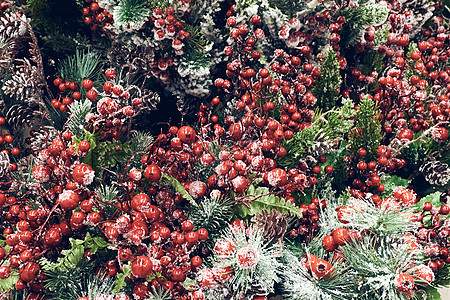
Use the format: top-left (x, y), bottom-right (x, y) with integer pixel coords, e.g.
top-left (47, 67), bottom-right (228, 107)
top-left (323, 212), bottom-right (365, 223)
top-left (2, 59), bottom-right (42, 103)
top-left (108, 42), bottom-right (155, 75)
top-left (0, 10), bottom-right (29, 38)
top-left (30, 126), bottom-right (59, 153)
top-left (5, 103), bottom-right (39, 131)
top-left (420, 159), bottom-right (450, 186)
top-left (251, 209), bottom-right (288, 242)
top-left (0, 150), bottom-right (10, 177)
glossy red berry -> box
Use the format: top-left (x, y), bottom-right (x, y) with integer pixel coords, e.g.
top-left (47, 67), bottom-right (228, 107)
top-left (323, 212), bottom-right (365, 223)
top-left (82, 79), bottom-right (94, 90)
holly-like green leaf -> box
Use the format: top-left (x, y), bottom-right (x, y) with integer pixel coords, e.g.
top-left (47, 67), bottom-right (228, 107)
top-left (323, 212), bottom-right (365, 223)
top-left (113, 263), bottom-right (131, 293)
top-left (381, 174), bottom-right (410, 197)
top-left (160, 173), bottom-right (197, 206)
top-left (415, 192), bottom-right (441, 211)
top-left (0, 270), bottom-right (19, 292)
top-left (234, 185), bottom-right (302, 218)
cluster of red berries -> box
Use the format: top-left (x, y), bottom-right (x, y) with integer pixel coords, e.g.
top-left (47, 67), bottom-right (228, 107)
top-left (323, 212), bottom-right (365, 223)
top-left (416, 200), bottom-right (450, 271)
top-left (145, 6), bottom-right (191, 84)
top-left (51, 78), bottom-right (81, 112)
top-left (290, 197), bottom-right (327, 242)
top-left (81, 69), bottom-right (142, 141)
top-left (0, 134), bottom-right (99, 295)
top-left (82, 0), bottom-right (113, 31)
top-left (0, 118), bottom-right (19, 158)
top-left (347, 146), bottom-right (406, 197)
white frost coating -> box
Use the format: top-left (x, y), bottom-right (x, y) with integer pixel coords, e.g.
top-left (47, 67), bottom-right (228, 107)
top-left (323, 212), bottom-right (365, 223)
top-left (432, 127), bottom-right (448, 142)
top-left (231, 176), bottom-right (247, 192)
top-left (59, 190), bottom-right (78, 207)
top-left (189, 181), bottom-right (206, 199)
top-left (250, 155), bottom-right (263, 170)
top-left (267, 169), bottom-right (285, 187)
top-left (214, 238), bottom-right (235, 257)
top-left (236, 247), bottom-right (259, 269)
top-left (129, 168), bottom-right (142, 181)
top-left (32, 165), bottom-right (50, 183)
top-left (210, 189), bottom-right (221, 199)
top-left (74, 164), bottom-right (95, 186)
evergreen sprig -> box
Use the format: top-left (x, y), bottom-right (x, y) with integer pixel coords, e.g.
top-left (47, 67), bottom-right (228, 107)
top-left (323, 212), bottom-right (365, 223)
top-left (279, 98), bottom-right (355, 167)
top-left (68, 99), bottom-right (92, 138)
top-left (210, 226), bottom-right (282, 297)
top-left (341, 236), bottom-right (419, 300)
top-left (280, 250), bottom-right (358, 300)
top-left (313, 48), bottom-right (342, 111)
top-left (348, 97), bottom-right (383, 161)
top-left (340, 1), bottom-right (389, 47)
top-left (190, 196), bottom-right (233, 232)
top-left (58, 50), bottom-right (102, 83)
top-left (114, 0), bottom-right (150, 27)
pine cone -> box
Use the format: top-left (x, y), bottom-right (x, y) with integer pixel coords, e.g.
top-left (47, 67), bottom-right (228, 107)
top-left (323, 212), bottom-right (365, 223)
top-left (251, 209), bottom-right (288, 242)
top-left (244, 281), bottom-right (269, 299)
top-left (0, 150), bottom-right (10, 177)
top-left (140, 89), bottom-right (161, 112)
top-left (0, 11), bottom-right (29, 39)
top-left (5, 103), bottom-right (39, 132)
top-left (30, 126), bottom-right (59, 153)
top-left (420, 159), bottom-right (450, 186)
top-left (2, 59), bottom-right (42, 103)
top-left (108, 42), bottom-right (155, 76)
top-left (176, 96), bottom-right (198, 117)
top-left (308, 129), bottom-right (337, 157)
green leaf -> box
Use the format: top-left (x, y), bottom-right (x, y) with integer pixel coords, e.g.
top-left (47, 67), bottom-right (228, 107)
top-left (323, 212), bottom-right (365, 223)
top-left (0, 270), bottom-right (19, 292)
top-left (423, 286), bottom-right (442, 300)
top-left (234, 185), bottom-right (302, 218)
top-left (113, 263), bottom-right (131, 293)
top-left (381, 174), bottom-right (410, 197)
top-left (415, 192), bottom-right (442, 211)
top-left (160, 173), bottom-right (197, 206)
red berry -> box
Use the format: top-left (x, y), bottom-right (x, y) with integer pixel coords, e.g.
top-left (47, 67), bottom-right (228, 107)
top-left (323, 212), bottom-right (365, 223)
top-left (78, 140), bottom-right (90, 152)
top-left (322, 235), bottom-right (337, 252)
top-left (19, 262), bottom-right (39, 282)
top-left (144, 164), bottom-right (162, 182)
top-left (131, 256), bottom-right (153, 278)
top-left (177, 126), bottom-right (196, 144)
top-left (72, 163), bottom-right (95, 185)
top-left (82, 79), bottom-right (94, 90)
top-left (332, 228), bottom-right (350, 245)
top-left (58, 190), bottom-right (80, 211)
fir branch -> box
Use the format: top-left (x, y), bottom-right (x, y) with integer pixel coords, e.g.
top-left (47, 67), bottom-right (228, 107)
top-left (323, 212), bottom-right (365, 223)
top-left (58, 49), bottom-right (102, 83)
top-left (313, 48), bottom-right (342, 111)
top-left (113, 0), bottom-right (150, 28)
top-left (341, 236), bottom-right (419, 300)
top-left (95, 184), bottom-right (120, 215)
top-left (280, 250), bottom-right (358, 300)
top-left (210, 225), bottom-right (282, 297)
top-left (129, 131), bottom-right (154, 153)
top-left (340, 1), bottom-right (389, 47)
top-left (68, 99), bottom-right (92, 138)
top-left (348, 97), bottom-right (383, 161)
top-left (319, 193), bottom-right (419, 237)
top-left (279, 99), bottom-right (355, 167)
top-left (190, 196), bottom-right (233, 232)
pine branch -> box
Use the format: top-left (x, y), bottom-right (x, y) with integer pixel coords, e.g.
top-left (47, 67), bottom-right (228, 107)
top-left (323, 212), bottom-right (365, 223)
top-left (68, 99), bottom-right (92, 138)
top-left (190, 196), bottom-right (233, 232)
top-left (348, 97), bottom-right (383, 161)
top-left (313, 48), bottom-right (342, 111)
top-left (58, 49), bottom-right (102, 83)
